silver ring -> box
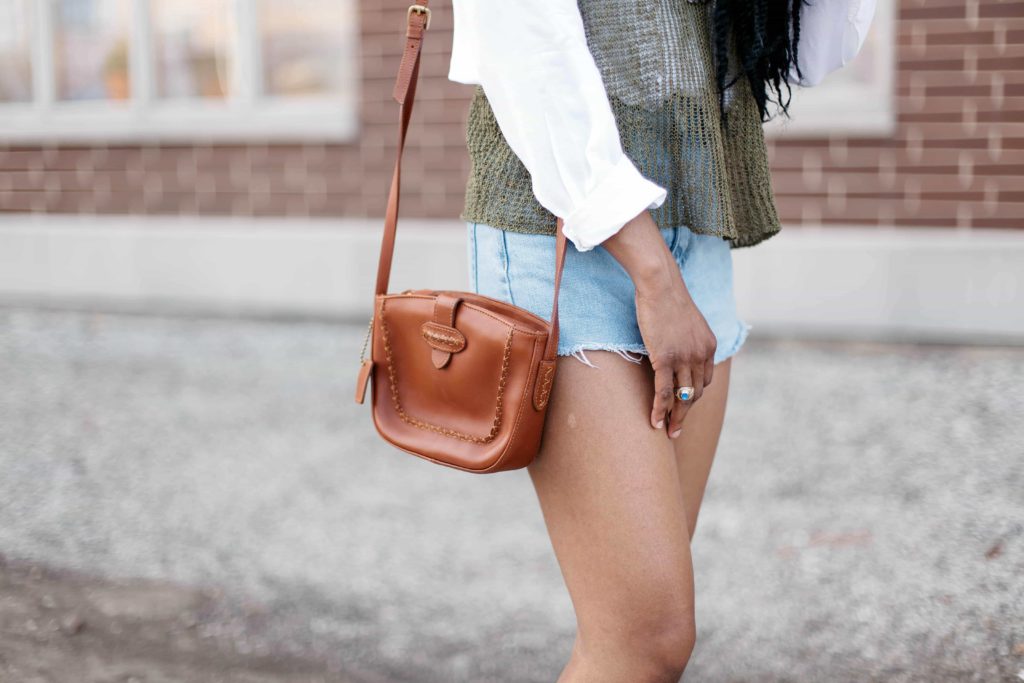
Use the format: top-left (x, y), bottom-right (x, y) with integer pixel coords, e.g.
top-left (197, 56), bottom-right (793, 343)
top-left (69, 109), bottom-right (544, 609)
top-left (675, 386), bottom-right (695, 402)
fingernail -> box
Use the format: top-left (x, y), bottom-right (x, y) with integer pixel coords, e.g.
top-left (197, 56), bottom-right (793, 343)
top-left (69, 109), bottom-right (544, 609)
top-left (670, 429), bottom-right (682, 439)
top-left (655, 419), bottom-right (664, 430)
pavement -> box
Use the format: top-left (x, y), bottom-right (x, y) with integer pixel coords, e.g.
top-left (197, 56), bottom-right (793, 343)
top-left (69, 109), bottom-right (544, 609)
top-left (0, 306), bottom-right (1021, 683)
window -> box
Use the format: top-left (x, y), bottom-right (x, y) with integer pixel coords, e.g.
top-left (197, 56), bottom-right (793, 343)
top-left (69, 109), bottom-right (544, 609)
top-left (150, 0), bottom-right (234, 100)
top-left (0, 1), bottom-right (33, 103)
top-left (764, 0), bottom-right (896, 137)
top-left (0, 0), bottom-right (359, 141)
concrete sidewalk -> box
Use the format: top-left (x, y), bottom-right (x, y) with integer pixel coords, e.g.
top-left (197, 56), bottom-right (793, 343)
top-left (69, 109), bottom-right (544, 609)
top-left (0, 307), bottom-right (1021, 682)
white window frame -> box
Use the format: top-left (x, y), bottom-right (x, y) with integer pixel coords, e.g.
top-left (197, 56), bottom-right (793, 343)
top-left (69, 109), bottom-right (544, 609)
top-left (0, 0), bottom-right (359, 142)
top-left (765, 0), bottom-right (896, 138)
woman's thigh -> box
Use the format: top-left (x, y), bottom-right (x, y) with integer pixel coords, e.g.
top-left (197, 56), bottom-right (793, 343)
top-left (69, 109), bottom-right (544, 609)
top-left (527, 352), bottom-right (695, 657)
top-left (673, 356), bottom-right (732, 538)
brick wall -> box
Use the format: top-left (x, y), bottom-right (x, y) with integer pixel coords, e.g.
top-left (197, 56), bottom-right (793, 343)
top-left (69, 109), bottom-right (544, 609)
top-left (769, 0), bottom-right (1023, 230)
top-left (0, 0), bottom-right (470, 219)
top-left (1, 0), bottom-right (1021, 231)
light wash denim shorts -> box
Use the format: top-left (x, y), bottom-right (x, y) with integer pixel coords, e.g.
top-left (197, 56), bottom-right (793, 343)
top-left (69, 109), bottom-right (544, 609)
top-left (466, 221), bottom-right (752, 367)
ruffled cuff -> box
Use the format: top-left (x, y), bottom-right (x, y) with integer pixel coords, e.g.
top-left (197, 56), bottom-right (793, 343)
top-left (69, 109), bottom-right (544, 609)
top-left (559, 156), bottom-right (668, 252)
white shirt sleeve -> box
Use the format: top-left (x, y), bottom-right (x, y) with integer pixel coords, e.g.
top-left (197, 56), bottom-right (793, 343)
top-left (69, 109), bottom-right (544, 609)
top-left (792, 0), bottom-right (878, 87)
top-left (448, 0), bottom-right (668, 252)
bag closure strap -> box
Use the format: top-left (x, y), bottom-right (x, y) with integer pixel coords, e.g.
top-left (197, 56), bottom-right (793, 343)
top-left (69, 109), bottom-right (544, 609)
top-left (425, 293), bottom-right (465, 369)
top-left (376, 2), bottom-right (568, 366)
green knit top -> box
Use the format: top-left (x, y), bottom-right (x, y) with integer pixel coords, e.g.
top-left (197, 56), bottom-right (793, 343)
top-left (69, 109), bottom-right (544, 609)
top-left (459, 0), bottom-right (782, 250)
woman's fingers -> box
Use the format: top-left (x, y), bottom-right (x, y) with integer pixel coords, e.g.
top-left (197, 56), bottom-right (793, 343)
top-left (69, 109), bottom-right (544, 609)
top-left (667, 364), bottom-right (693, 438)
top-left (704, 353), bottom-right (715, 388)
top-left (650, 362), bottom-right (675, 429)
top-left (668, 356), bottom-right (712, 438)
top-left (691, 361), bottom-right (705, 403)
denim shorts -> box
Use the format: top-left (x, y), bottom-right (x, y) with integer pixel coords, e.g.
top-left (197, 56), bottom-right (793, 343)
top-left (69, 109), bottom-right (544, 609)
top-left (466, 221), bottom-right (751, 367)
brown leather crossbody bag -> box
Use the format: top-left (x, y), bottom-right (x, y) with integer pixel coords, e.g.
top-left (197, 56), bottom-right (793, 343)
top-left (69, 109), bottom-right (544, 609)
top-left (354, 2), bottom-right (567, 473)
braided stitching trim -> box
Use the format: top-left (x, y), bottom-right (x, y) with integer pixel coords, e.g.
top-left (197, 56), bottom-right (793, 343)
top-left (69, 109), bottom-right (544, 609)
top-left (533, 362), bottom-right (555, 410)
top-left (424, 329), bottom-right (460, 346)
top-left (379, 298), bottom-right (514, 444)
top-left (421, 323), bottom-right (465, 352)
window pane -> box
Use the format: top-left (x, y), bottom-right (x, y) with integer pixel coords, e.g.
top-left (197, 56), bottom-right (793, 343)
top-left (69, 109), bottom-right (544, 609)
top-left (54, 0), bottom-right (132, 101)
top-left (151, 0), bottom-right (233, 100)
top-left (259, 0), bottom-right (353, 97)
top-left (0, 0), bottom-right (33, 103)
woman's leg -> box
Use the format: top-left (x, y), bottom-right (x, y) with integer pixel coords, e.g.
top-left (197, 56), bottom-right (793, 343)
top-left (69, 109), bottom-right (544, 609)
top-left (527, 352), bottom-right (697, 683)
top-left (671, 357), bottom-right (732, 538)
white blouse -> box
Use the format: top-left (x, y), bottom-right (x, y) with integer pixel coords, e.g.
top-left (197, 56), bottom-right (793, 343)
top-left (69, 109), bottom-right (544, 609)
top-left (448, 0), bottom-right (877, 252)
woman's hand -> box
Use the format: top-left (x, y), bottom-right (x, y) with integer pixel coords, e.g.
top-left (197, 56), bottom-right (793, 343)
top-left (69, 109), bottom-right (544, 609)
top-left (602, 211), bottom-right (717, 438)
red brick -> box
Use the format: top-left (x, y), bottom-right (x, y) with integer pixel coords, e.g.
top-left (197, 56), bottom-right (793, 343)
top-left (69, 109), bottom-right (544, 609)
top-left (2, 0), bottom-right (1021, 231)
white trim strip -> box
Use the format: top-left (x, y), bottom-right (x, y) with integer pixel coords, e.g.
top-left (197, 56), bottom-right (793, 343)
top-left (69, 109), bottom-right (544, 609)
top-left (732, 225), bottom-right (1024, 344)
top-left (0, 215), bottom-right (1021, 344)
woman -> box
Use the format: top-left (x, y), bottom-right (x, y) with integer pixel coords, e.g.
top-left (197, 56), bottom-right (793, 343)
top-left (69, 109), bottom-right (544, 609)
top-left (448, 0), bottom-right (874, 679)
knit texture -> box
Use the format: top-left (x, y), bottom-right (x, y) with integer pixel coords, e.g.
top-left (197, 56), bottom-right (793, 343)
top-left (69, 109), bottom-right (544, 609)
top-left (460, 0), bottom-right (782, 250)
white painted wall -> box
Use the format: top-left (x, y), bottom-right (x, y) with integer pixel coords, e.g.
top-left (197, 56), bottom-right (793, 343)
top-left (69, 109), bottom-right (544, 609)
top-left (732, 226), bottom-right (1024, 344)
top-left (1, 215), bottom-right (1022, 344)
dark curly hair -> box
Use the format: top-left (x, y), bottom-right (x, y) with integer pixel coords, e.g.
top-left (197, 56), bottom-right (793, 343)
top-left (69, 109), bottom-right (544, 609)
top-left (710, 0), bottom-right (806, 124)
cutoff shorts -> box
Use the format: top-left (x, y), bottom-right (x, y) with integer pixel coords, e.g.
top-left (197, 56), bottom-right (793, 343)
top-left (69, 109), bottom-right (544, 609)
top-left (466, 220), bottom-right (752, 367)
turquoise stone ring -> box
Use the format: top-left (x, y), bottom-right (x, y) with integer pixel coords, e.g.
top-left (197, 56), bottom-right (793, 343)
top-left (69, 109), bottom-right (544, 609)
top-left (675, 386), bottom-right (695, 402)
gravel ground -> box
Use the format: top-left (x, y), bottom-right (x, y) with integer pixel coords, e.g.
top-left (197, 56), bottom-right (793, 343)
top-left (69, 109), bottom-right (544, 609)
top-left (0, 306), bottom-right (1021, 683)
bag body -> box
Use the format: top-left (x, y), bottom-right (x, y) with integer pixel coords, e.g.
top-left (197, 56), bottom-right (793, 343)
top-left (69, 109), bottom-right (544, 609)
top-left (368, 290), bottom-right (556, 472)
top-left (355, 2), bottom-right (566, 473)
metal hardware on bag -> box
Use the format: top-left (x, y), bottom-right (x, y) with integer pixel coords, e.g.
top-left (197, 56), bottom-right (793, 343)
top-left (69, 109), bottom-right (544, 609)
top-left (358, 316), bottom-right (373, 363)
top-left (355, 316), bottom-right (375, 404)
top-left (407, 4), bottom-right (431, 30)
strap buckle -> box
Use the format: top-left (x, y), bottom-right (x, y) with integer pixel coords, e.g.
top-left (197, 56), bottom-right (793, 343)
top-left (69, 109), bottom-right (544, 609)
top-left (407, 4), bottom-right (431, 30)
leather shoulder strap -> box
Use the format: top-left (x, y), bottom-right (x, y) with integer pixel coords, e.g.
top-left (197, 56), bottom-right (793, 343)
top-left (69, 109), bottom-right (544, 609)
top-left (375, 3), bottom-right (568, 363)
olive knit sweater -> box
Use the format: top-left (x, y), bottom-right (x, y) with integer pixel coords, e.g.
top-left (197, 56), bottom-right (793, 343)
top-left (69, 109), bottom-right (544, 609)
top-left (459, 0), bottom-right (782, 250)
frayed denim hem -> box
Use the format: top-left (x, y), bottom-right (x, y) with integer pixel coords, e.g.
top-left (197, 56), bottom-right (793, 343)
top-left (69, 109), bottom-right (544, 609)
top-left (558, 343), bottom-right (649, 369)
top-left (558, 319), bottom-right (752, 369)
top-left (714, 320), bottom-right (752, 365)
